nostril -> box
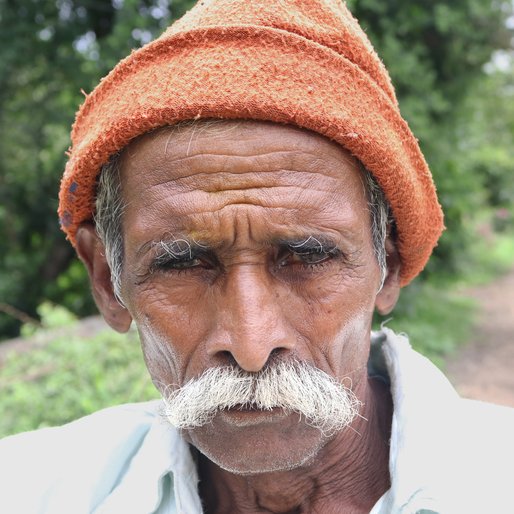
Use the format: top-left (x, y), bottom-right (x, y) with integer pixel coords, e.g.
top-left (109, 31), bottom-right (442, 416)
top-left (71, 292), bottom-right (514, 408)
top-left (269, 348), bottom-right (284, 359)
top-left (215, 347), bottom-right (290, 371)
top-left (217, 350), bottom-right (238, 367)
top-left (267, 346), bottom-right (291, 364)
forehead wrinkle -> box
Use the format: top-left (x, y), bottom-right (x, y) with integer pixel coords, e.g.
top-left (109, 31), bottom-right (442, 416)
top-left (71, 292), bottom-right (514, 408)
top-left (145, 168), bottom-right (346, 196)
top-left (146, 185), bottom-right (337, 208)
top-left (136, 192), bottom-right (345, 226)
top-left (171, 137), bottom-right (359, 174)
top-left (126, 149), bottom-right (329, 180)
top-left (121, 140), bottom-right (363, 215)
top-left (187, 206), bottom-right (362, 244)
top-left (159, 148), bottom-right (329, 163)
top-left (125, 144), bottom-right (358, 183)
top-left (130, 183), bottom-right (366, 243)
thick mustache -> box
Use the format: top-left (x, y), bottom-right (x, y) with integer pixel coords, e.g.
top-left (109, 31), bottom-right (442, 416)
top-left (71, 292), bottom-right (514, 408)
top-left (162, 360), bottom-right (361, 435)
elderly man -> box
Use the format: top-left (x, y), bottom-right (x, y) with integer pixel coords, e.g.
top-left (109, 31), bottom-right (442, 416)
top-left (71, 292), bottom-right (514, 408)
top-left (1, 1), bottom-right (514, 513)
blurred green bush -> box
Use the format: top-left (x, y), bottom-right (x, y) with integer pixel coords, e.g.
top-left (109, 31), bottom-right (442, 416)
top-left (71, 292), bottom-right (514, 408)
top-left (0, 305), bottom-right (158, 439)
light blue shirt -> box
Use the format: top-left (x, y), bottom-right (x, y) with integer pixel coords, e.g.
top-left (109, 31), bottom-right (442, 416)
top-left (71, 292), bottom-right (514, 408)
top-left (1, 328), bottom-right (513, 513)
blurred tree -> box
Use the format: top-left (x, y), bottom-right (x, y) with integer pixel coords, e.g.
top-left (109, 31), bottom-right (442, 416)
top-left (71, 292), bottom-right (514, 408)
top-left (346, 0), bottom-right (514, 275)
top-left (0, 0), bottom-right (197, 338)
top-left (0, 0), bottom-right (513, 338)
top-left (461, 67), bottom-right (514, 232)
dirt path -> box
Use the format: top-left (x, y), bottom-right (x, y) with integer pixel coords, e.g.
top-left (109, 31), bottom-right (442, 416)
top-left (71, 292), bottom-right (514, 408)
top-left (446, 267), bottom-right (514, 408)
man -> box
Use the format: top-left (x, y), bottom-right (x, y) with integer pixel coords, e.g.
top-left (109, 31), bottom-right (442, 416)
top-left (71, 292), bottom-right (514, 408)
top-left (1, 1), bottom-right (513, 513)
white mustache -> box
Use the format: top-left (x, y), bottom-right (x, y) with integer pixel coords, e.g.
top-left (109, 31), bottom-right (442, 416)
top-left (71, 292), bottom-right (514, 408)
top-left (162, 360), bottom-right (361, 436)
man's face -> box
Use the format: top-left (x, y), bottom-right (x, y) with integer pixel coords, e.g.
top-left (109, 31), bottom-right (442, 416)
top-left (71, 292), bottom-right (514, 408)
top-left (109, 121), bottom-right (391, 473)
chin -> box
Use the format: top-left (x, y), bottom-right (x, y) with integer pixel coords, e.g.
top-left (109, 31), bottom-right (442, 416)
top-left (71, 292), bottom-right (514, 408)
top-left (186, 409), bottom-right (329, 475)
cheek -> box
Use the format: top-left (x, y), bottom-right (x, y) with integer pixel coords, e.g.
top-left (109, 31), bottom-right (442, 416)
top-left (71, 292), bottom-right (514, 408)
top-left (326, 309), bottom-right (372, 376)
top-left (128, 283), bottom-right (214, 387)
top-left (137, 320), bottom-right (182, 392)
top-left (286, 266), bottom-right (377, 372)
top-left (290, 263), bottom-right (376, 329)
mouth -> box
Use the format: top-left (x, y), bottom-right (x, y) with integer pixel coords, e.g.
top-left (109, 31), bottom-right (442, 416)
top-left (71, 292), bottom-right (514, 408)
top-left (218, 405), bottom-right (289, 427)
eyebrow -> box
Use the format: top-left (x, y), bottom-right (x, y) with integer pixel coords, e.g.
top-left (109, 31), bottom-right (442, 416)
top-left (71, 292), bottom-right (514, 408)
top-left (136, 235), bottom-right (211, 259)
top-left (274, 234), bottom-right (340, 252)
top-left (137, 232), bottom-right (341, 259)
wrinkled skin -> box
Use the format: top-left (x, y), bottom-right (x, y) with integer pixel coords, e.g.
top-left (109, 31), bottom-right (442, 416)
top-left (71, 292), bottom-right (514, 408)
top-left (76, 121), bottom-right (401, 513)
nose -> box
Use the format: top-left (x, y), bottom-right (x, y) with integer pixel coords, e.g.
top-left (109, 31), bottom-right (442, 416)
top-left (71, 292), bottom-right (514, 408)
top-left (207, 264), bottom-right (295, 372)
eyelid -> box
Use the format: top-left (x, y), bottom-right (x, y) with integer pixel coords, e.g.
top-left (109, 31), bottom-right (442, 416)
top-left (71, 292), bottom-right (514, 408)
top-left (276, 243), bottom-right (342, 269)
top-left (150, 246), bottom-right (219, 274)
top-left (285, 242), bottom-right (340, 256)
top-left (289, 245), bottom-right (339, 255)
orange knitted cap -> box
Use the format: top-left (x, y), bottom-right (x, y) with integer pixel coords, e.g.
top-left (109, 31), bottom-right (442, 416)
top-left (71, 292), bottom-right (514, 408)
top-left (59, 0), bottom-right (444, 286)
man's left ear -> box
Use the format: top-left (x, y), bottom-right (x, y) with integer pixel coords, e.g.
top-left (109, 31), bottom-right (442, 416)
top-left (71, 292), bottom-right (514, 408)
top-left (374, 237), bottom-right (401, 315)
top-left (75, 223), bottom-right (133, 333)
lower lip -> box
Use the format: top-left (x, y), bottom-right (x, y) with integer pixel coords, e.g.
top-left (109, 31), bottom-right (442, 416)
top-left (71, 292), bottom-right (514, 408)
top-left (218, 406), bottom-right (289, 427)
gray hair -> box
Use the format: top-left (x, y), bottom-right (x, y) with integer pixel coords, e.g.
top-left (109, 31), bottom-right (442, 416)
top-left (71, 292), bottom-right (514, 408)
top-left (94, 153), bottom-right (125, 301)
top-left (95, 127), bottom-right (392, 301)
top-left (361, 162), bottom-right (391, 288)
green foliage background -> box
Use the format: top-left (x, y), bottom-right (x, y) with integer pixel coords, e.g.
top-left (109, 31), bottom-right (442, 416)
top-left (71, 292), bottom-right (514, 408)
top-left (0, 304), bottom-right (159, 438)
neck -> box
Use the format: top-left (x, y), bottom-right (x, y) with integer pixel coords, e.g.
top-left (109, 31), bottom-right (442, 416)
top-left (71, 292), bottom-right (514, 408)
top-left (197, 376), bottom-right (392, 514)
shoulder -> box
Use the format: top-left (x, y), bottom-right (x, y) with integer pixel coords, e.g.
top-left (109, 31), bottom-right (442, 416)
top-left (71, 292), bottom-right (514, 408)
top-left (453, 397), bottom-right (514, 461)
top-left (374, 328), bottom-right (514, 513)
top-left (437, 398), bottom-right (514, 513)
top-left (0, 400), bottom-right (163, 514)
top-left (0, 399), bottom-right (162, 460)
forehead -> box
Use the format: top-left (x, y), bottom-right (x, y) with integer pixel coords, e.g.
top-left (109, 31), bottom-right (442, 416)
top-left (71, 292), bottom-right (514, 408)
top-left (120, 119), bottom-right (361, 178)
top-left (118, 120), bottom-right (370, 247)
top-left (121, 120), bottom-right (362, 190)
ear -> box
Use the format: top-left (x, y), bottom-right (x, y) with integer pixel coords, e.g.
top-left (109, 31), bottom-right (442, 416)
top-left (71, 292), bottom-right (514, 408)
top-left (375, 237), bottom-right (401, 315)
top-left (75, 223), bottom-right (132, 333)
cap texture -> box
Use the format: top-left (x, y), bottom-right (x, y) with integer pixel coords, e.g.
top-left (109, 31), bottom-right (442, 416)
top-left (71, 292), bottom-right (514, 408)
top-left (59, 0), bottom-right (444, 285)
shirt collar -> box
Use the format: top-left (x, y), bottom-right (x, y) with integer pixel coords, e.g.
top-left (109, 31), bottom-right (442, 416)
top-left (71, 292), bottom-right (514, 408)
top-left (370, 327), bottom-right (460, 513)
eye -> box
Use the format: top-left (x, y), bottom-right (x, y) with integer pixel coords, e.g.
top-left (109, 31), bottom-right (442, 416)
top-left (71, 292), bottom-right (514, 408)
top-left (151, 252), bottom-right (215, 273)
top-left (287, 251), bottom-right (332, 265)
top-left (277, 246), bottom-right (340, 269)
top-left (156, 256), bottom-right (204, 270)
